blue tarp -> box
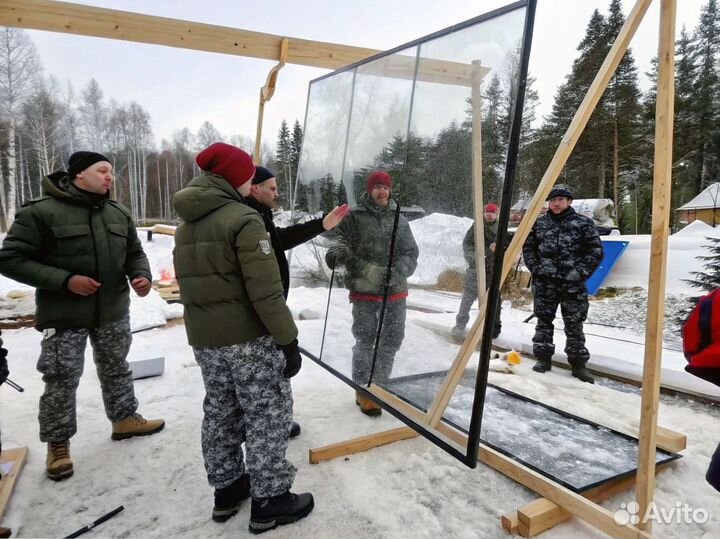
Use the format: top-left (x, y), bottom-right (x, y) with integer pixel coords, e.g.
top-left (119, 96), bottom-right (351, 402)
top-left (586, 240), bottom-right (630, 295)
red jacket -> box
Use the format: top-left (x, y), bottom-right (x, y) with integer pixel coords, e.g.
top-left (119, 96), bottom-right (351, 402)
top-left (683, 289), bottom-right (720, 386)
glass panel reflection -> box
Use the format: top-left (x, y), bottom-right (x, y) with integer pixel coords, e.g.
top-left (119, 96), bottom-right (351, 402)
top-left (297, 3), bottom-right (531, 462)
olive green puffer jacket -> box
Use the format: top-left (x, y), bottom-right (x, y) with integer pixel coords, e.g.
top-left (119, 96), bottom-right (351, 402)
top-left (172, 173), bottom-right (297, 347)
top-left (0, 175), bottom-right (151, 330)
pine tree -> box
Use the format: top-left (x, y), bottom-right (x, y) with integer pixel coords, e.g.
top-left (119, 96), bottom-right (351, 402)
top-left (692, 0), bottom-right (720, 194)
top-left (274, 119), bottom-right (291, 205)
top-left (686, 237), bottom-right (720, 293)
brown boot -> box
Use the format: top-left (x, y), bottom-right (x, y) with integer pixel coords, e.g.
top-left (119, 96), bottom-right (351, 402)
top-left (111, 413), bottom-right (165, 441)
top-left (46, 441), bottom-right (73, 481)
top-left (355, 392), bottom-right (382, 417)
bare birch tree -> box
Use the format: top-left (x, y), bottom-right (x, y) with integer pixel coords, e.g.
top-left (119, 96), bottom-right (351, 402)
top-left (0, 27), bottom-right (40, 229)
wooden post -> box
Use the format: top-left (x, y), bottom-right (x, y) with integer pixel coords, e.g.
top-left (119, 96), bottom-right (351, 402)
top-left (426, 0), bottom-right (653, 427)
top-left (635, 0), bottom-right (676, 532)
top-left (471, 61), bottom-right (487, 295)
top-left (254, 38), bottom-right (288, 164)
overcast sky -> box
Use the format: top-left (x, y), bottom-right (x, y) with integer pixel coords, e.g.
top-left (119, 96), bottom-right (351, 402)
top-left (23, 0), bottom-right (705, 150)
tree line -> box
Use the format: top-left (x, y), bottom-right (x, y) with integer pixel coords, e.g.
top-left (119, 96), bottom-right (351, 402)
top-left (301, 0), bottom-right (720, 235)
top-left (1, 0), bottom-right (718, 234)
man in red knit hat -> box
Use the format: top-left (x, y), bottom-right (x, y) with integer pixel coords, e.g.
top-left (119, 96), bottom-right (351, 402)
top-left (452, 202), bottom-right (502, 339)
top-left (326, 170), bottom-right (419, 416)
top-left (173, 142), bottom-right (313, 532)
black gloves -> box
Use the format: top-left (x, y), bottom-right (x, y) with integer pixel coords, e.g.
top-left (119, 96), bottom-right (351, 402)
top-left (278, 339), bottom-right (302, 378)
top-left (0, 334), bottom-right (8, 386)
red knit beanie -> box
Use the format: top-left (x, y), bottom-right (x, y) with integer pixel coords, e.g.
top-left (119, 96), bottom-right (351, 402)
top-left (196, 142), bottom-right (256, 189)
top-left (366, 170), bottom-right (393, 193)
top-left (484, 203), bottom-right (499, 213)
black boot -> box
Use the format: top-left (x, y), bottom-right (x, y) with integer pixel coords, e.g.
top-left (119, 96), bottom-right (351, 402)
top-left (532, 358), bottom-right (552, 373)
top-left (249, 491), bottom-right (314, 534)
top-left (289, 421), bottom-right (301, 439)
top-left (213, 473), bottom-right (250, 522)
top-left (572, 365), bottom-right (595, 384)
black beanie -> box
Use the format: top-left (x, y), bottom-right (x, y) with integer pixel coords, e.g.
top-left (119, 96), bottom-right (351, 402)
top-left (252, 166), bottom-right (276, 185)
top-left (67, 151), bottom-right (110, 180)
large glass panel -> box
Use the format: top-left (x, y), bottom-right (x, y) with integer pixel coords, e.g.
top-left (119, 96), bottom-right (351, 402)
top-left (297, 3), bottom-right (533, 464)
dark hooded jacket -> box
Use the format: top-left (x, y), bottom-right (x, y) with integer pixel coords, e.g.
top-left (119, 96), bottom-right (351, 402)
top-left (0, 173), bottom-right (151, 330)
top-left (244, 197), bottom-right (325, 298)
top-left (172, 173), bottom-right (297, 347)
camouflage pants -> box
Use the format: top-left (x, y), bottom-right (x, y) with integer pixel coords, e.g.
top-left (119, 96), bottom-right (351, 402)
top-left (37, 315), bottom-right (138, 442)
top-left (193, 335), bottom-right (295, 497)
top-left (351, 299), bottom-right (406, 386)
top-left (456, 266), bottom-right (502, 331)
top-left (531, 277), bottom-right (590, 365)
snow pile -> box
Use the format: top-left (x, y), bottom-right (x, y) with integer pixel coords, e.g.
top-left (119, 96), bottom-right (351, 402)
top-left (408, 213), bottom-right (471, 285)
top-left (603, 225), bottom-right (720, 293)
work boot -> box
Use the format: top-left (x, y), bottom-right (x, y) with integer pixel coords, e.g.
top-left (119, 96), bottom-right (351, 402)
top-left (532, 359), bottom-right (552, 373)
top-left (111, 412), bottom-right (165, 440)
top-left (46, 440), bottom-right (73, 481)
top-left (572, 365), bottom-right (595, 384)
top-left (249, 491), bottom-right (314, 534)
top-left (450, 325), bottom-right (467, 339)
top-left (355, 392), bottom-right (382, 417)
top-left (213, 473), bottom-right (251, 522)
top-left (289, 421), bottom-right (301, 439)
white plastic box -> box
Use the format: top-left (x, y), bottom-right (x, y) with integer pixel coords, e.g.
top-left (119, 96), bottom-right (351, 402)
top-left (129, 357), bottom-right (165, 380)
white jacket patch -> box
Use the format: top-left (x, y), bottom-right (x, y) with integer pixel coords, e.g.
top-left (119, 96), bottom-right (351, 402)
top-left (259, 239), bottom-right (272, 255)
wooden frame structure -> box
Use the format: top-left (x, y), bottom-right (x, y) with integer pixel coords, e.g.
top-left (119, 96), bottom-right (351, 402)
top-left (0, 0), bottom-right (679, 537)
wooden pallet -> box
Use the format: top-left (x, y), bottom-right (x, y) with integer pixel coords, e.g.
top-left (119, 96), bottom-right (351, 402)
top-left (156, 284), bottom-right (180, 303)
top-left (0, 447), bottom-right (28, 520)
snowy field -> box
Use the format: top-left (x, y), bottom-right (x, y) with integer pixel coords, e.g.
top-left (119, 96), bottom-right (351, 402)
top-left (2, 214), bottom-right (720, 537)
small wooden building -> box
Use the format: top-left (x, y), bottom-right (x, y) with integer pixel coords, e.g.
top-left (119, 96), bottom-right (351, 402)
top-left (676, 182), bottom-right (720, 227)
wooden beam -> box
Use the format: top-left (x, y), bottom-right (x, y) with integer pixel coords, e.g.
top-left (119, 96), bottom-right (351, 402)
top-left (0, 0), bottom-right (482, 86)
top-left (425, 0), bottom-right (653, 428)
top-left (501, 511), bottom-right (520, 534)
top-left (515, 461), bottom-right (673, 538)
top-left (150, 224), bottom-right (176, 236)
top-left (435, 423), bottom-right (651, 539)
top-left (309, 427), bottom-right (417, 464)
top-left (636, 0), bottom-right (676, 533)
top-left (0, 447), bottom-right (28, 520)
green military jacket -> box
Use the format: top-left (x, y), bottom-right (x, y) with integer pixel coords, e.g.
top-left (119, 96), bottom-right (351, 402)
top-left (0, 175), bottom-right (151, 330)
top-left (172, 173), bottom-right (298, 347)
top-left (327, 194), bottom-right (419, 296)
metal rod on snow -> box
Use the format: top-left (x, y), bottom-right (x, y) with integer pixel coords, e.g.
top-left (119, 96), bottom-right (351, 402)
top-left (2, 378), bottom-right (24, 392)
top-left (64, 505), bottom-right (124, 538)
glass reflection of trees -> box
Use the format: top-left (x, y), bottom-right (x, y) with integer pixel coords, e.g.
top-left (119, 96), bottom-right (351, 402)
top-left (297, 46), bottom-right (528, 218)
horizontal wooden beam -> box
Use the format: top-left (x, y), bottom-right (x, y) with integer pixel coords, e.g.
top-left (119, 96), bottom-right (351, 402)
top-left (436, 423), bottom-right (651, 539)
top-left (309, 427), bottom-right (417, 464)
top-left (1, 0), bottom-right (481, 86)
top-left (515, 461), bottom-right (673, 538)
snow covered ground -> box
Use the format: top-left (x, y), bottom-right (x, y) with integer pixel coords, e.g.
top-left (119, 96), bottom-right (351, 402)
top-left (2, 215), bottom-right (720, 537)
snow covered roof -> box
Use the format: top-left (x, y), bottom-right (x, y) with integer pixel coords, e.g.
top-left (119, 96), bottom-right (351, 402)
top-left (677, 182), bottom-right (720, 210)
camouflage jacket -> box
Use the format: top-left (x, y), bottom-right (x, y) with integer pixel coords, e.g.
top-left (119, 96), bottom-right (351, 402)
top-left (522, 207), bottom-right (603, 282)
top-left (326, 194), bottom-right (419, 296)
top-left (462, 219), bottom-right (498, 270)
